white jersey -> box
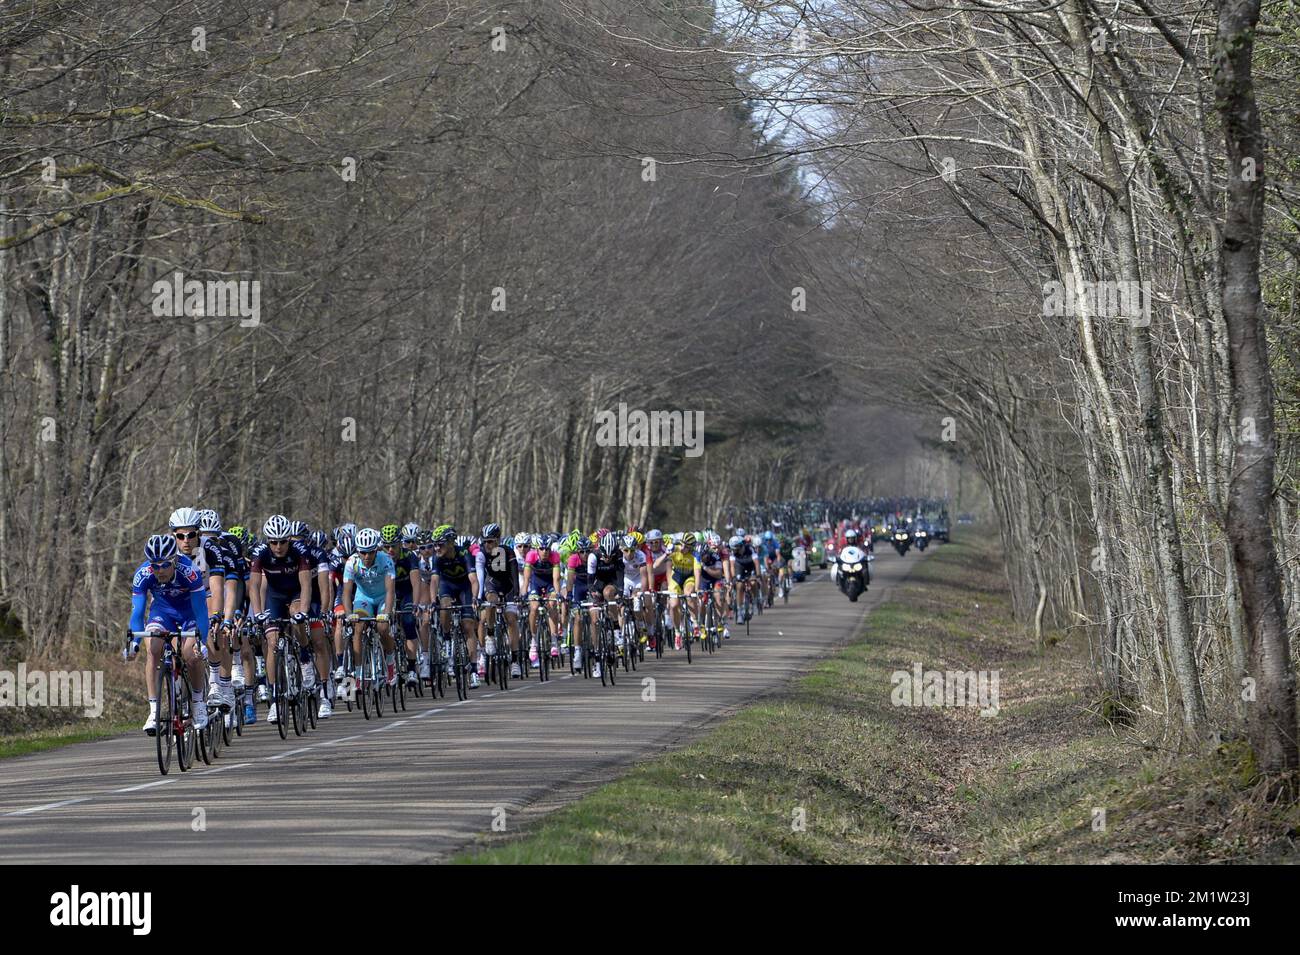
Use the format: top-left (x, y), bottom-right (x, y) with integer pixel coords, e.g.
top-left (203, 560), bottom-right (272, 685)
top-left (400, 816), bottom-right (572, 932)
top-left (622, 548), bottom-right (646, 590)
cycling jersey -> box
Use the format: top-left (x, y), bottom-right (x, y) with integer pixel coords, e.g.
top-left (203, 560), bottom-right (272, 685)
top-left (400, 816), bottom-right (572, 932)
top-left (219, 533), bottom-right (249, 581)
top-left (669, 547), bottom-right (697, 575)
top-left (129, 561), bottom-right (210, 639)
top-left (567, 552), bottom-right (590, 603)
top-left (621, 548), bottom-right (646, 593)
top-left (698, 549), bottom-right (724, 577)
top-left (587, 550), bottom-right (624, 586)
top-left (432, 545), bottom-right (474, 581)
top-left (525, 548), bottom-right (558, 594)
top-left (390, 549), bottom-right (419, 595)
top-left (645, 545), bottom-right (669, 582)
top-left (344, 551), bottom-right (395, 602)
top-left (698, 548), bottom-right (724, 590)
top-left (477, 544), bottom-right (520, 597)
top-left (250, 541), bottom-right (312, 596)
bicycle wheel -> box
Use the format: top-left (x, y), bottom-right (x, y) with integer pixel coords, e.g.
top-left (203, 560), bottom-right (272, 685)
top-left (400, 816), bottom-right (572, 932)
top-left (453, 636), bottom-right (468, 701)
top-left (342, 642), bottom-right (355, 712)
top-left (287, 655), bottom-right (305, 737)
top-left (569, 618), bottom-right (580, 676)
top-left (605, 623), bottom-right (617, 686)
top-left (177, 690), bottom-right (193, 772)
top-left (275, 650), bottom-right (289, 740)
top-left (234, 688), bottom-right (246, 737)
top-left (307, 688), bottom-right (318, 729)
top-left (156, 670), bottom-right (174, 776)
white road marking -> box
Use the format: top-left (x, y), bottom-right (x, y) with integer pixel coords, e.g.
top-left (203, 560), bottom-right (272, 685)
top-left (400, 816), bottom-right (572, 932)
top-left (6, 796), bottom-right (92, 816)
top-left (114, 779), bottom-right (177, 794)
top-left (197, 762), bottom-right (250, 775)
top-left (266, 747), bottom-right (315, 761)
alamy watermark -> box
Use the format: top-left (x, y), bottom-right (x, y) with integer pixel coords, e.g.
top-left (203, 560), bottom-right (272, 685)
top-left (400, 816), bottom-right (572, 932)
top-left (890, 662), bottom-right (999, 717)
top-left (1042, 276), bottom-right (1151, 326)
top-left (151, 270), bottom-right (260, 327)
top-left (0, 664), bottom-right (104, 718)
top-left (50, 885), bottom-right (151, 935)
top-left (594, 402), bottom-right (703, 458)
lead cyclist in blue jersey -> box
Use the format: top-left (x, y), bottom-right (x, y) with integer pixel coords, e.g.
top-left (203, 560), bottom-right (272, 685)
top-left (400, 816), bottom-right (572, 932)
top-left (341, 527), bottom-right (398, 686)
top-left (126, 533), bottom-right (212, 735)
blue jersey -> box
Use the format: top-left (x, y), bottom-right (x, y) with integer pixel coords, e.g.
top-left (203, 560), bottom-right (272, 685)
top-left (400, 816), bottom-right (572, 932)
top-left (344, 551), bottom-right (395, 602)
top-left (129, 559), bottom-right (209, 638)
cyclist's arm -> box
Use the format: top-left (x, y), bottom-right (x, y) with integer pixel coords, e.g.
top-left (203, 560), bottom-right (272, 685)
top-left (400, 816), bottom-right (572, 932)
top-left (129, 590), bottom-right (148, 634)
top-left (384, 573), bottom-right (396, 616)
top-left (343, 579), bottom-right (355, 615)
top-left (249, 570), bottom-right (266, 615)
top-left (316, 565), bottom-right (330, 609)
top-left (191, 589), bottom-right (210, 640)
top-left (293, 568), bottom-right (312, 614)
top-left (222, 576), bottom-right (238, 623)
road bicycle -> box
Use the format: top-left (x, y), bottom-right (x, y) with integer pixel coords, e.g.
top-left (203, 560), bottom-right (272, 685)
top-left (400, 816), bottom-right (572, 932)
top-left (129, 628), bottom-right (198, 776)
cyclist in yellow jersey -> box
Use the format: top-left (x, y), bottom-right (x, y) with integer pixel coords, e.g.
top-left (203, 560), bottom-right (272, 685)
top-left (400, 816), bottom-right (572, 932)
top-left (667, 532), bottom-right (701, 648)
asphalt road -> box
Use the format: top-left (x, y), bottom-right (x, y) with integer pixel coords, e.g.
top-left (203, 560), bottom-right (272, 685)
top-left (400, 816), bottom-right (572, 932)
top-left (0, 550), bottom-right (927, 863)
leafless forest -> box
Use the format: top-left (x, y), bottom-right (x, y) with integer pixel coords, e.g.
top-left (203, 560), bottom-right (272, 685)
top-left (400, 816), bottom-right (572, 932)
top-left (2, 1), bottom-right (1298, 777)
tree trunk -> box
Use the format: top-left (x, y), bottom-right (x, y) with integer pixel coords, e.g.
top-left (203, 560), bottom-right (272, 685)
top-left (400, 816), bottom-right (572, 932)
top-left (1212, 0), bottom-right (1298, 775)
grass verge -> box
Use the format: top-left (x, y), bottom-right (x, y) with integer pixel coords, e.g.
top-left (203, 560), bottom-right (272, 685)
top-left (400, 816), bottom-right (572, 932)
top-left (453, 535), bottom-right (1300, 864)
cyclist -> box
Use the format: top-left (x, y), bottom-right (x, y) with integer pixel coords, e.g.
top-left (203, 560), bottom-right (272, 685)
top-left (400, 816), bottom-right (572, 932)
top-left (760, 530), bottom-right (780, 605)
top-left (329, 527), bottom-right (356, 689)
top-left (524, 532), bottom-right (563, 662)
top-left (221, 524), bottom-right (257, 725)
top-left (619, 533), bottom-right (651, 648)
top-left (667, 531), bottom-right (700, 648)
top-left (697, 533), bottom-right (731, 640)
top-left (729, 533), bottom-right (759, 622)
top-left (198, 509), bottom-right (243, 723)
top-left (167, 507), bottom-right (234, 719)
top-left (643, 529), bottom-right (671, 650)
top-left (385, 522), bottom-right (424, 688)
top-left (414, 529), bottom-right (437, 681)
top-left (564, 535), bottom-right (593, 670)
top-left (303, 528), bottom-right (338, 718)
top-left (341, 527), bottom-right (398, 687)
top-left (248, 514), bottom-right (315, 725)
top-left (477, 523), bottom-right (523, 678)
top-left (430, 526), bottom-right (482, 688)
top-left (126, 534), bottom-right (211, 733)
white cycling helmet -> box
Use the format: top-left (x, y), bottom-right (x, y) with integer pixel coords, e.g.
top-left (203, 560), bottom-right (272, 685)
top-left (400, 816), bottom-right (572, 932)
top-left (169, 507), bottom-right (201, 530)
top-left (263, 514), bottom-right (292, 540)
top-left (645, 528), bottom-right (663, 542)
top-left (729, 535), bottom-right (742, 549)
top-left (355, 527), bottom-right (381, 553)
top-left (199, 509), bottom-right (222, 534)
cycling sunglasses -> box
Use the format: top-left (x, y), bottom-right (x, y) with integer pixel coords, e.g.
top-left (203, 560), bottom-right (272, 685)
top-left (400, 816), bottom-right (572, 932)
top-left (173, 531), bottom-right (198, 541)
top-left (150, 560), bottom-right (175, 570)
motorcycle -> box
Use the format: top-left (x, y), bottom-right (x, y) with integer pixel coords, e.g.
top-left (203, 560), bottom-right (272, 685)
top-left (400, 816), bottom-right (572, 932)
top-left (834, 545), bottom-right (871, 601)
top-left (891, 529), bottom-right (911, 556)
top-left (914, 528), bottom-right (929, 551)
